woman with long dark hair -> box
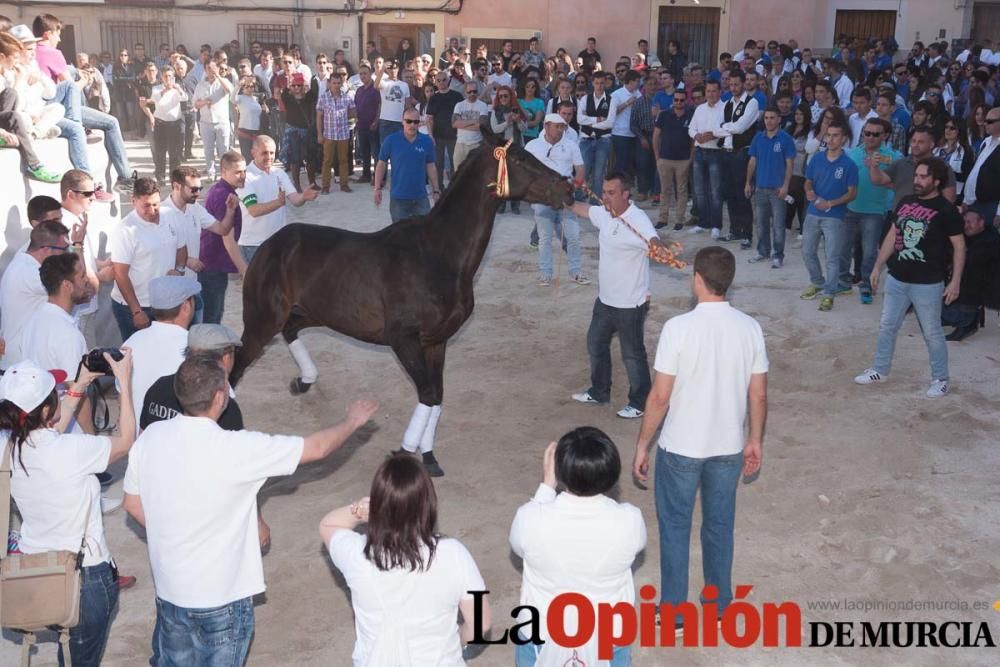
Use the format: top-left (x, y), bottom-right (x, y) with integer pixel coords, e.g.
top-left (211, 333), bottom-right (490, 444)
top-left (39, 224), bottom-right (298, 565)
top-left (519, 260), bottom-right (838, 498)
top-left (490, 84), bottom-right (526, 214)
top-left (2, 352), bottom-right (135, 666)
top-left (806, 106), bottom-right (850, 162)
top-left (518, 77), bottom-right (545, 142)
top-left (394, 38), bottom-right (415, 69)
top-left (968, 103), bottom-right (989, 154)
top-left (321, 453), bottom-right (490, 665)
top-left (786, 103), bottom-right (812, 237)
top-left (934, 117), bottom-right (975, 204)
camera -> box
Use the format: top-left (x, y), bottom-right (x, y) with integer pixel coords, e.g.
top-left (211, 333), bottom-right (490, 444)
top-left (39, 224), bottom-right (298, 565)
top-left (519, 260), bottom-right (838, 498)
top-left (82, 348), bottom-right (123, 375)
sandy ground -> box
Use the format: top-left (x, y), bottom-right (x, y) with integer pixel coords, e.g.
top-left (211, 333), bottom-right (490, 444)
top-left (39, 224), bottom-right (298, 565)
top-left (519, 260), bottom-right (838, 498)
top-left (3, 139), bottom-right (1000, 666)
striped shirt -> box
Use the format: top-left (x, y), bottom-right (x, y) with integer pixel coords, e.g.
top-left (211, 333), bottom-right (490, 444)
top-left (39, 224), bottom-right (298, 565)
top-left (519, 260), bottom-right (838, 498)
top-left (317, 89), bottom-right (355, 140)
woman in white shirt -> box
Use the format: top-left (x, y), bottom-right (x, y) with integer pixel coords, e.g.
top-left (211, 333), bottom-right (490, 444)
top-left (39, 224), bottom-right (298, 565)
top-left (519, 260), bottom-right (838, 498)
top-left (321, 453), bottom-right (491, 666)
top-left (235, 75), bottom-right (263, 162)
top-left (510, 428), bottom-right (646, 667)
top-left (2, 352), bottom-right (135, 667)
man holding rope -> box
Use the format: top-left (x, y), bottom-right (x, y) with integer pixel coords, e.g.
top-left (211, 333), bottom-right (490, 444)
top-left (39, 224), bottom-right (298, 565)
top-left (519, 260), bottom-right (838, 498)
top-left (569, 171), bottom-right (668, 419)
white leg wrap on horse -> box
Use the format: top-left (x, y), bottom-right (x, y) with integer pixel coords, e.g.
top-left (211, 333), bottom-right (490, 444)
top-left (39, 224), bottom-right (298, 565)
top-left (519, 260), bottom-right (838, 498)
top-left (288, 339), bottom-right (318, 383)
top-left (402, 403), bottom-right (432, 452)
top-left (419, 405), bottom-right (442, 453)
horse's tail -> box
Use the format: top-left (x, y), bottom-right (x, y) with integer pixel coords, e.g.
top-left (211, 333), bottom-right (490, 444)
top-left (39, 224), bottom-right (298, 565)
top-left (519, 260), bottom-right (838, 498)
top-left (231, 224), bottom-right (304, 385)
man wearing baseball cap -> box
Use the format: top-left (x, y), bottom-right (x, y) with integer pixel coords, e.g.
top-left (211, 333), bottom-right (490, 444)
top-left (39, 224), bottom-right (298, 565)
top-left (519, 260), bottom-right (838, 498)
top-left (524, 113), bottom-right (587, 286)
top-left (122, 275), bottom-right (200, 435)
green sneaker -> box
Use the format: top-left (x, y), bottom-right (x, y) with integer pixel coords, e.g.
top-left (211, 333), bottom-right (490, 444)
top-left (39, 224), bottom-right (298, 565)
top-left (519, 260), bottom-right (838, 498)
top-left (835, 285), bottom-right (853, 296)
top-left (0, 136), bottom-right (8, 148)
top-left (818, 296), bottom-right (834, 311)
top-left (800, 285), bottom-right (821, 300)
top-left (28, 164), bottom-right (62, 183)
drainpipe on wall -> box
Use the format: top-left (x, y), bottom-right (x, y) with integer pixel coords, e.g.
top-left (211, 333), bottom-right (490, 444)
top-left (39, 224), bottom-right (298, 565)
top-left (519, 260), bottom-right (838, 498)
top-left (358, 12), bottom-right (364, 63)
top-left (294, 0), bottom-right (304, 47)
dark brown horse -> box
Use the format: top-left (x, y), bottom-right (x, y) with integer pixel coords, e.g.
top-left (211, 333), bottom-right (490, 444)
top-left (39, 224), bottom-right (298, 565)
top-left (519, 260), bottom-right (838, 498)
top-left (230, 132), bottom-right (573, 475)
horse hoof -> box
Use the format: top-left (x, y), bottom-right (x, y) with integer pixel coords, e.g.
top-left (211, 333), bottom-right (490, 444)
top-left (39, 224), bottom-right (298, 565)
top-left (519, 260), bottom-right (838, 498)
top-left (421, 451), bottom-right (445, 477)
top-left (290, 378), bottom-right (313, 395)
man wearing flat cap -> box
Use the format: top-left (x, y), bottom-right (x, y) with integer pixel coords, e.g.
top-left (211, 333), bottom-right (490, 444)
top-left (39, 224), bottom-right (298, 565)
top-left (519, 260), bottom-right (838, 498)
top-left (122, 275), bottom-right (200, 434)
top-left (525, 113), bottom-right (588, 286)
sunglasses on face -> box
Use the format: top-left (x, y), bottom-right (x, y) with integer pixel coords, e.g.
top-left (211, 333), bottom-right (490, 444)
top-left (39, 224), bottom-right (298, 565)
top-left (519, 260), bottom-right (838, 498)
top-left (73, 189), bottom-right (96, 198)
top-left (41, 244), bottom-right (69, 252)
top-left (986, 118), bottom-right (1000, 125)
top-left (186, 185), bottom-right (202, 193)
top-left (927, 92), bottom-right (940, 97)
top-left (466, 90), bottom-right (477, 95)
top-left (403, 118), bottom-right (421, 124)
top-left (863, 131), bottom-right (883, 137)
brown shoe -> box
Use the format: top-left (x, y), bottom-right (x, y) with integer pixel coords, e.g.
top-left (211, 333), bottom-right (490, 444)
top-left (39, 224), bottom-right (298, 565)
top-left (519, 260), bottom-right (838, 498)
top-left (340, 183), bottom-right (352, 193)
top-left (320, 186), bottom-right (330, 194)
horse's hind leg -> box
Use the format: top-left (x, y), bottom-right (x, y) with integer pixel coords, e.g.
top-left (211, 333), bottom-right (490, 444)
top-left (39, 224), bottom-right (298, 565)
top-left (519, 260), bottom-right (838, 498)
top-left (284, 310), bottom-right (322, 394)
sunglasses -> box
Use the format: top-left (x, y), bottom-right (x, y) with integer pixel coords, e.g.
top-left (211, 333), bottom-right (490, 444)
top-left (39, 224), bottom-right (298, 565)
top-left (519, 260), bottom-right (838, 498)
top-left (403, 119), bottom-right (421, 124)
top-left (927, 92), bottom-right (940, 97)
top-left (986, 118), bottom-right (1000, 125)
top-left (186, 185), bottom-right (202, 193)
top-left (863, 131), bottom-right (883, 137)
top-left (73, 189), bottom-right (96, 198)
top-left (466, 90), bottom-right (478, 95)
top-left (498, 94), bottom-right (510, 98)
top-left (42, 244), bottom-right (70, 252)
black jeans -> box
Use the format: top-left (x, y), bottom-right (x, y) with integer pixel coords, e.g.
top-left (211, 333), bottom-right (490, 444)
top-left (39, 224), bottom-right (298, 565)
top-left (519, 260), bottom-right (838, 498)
top-left (356, 126), bottom-right (376, 178)
top-left (941, 302), bottom-right (979, 328)
top-left (152, 118), bottom-right (182, 180)
top-left (586, 299), bottom-right (651, 410)
top-left (721, 149), bottom-right (753, 241)
top-left (434, 137), bottom-right (456, 188)
top-left (181, 108), bottom-right (195, 156)
top-left (198, 271), bottom-right (229, 324)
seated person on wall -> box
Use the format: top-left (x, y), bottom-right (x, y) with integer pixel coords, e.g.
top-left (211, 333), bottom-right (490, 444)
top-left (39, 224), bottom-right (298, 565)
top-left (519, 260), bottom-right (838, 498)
top-left (941, 208), bottom-right (1000, 341)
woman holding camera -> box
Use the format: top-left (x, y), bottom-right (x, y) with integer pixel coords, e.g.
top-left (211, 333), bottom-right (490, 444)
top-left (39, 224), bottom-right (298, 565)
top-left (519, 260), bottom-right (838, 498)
top-left (509, 428), bottom-right (647, 667)
top-left (1, 351), bottom-right (135, 666)
top-left (320, 453), bottom-right (490, 666)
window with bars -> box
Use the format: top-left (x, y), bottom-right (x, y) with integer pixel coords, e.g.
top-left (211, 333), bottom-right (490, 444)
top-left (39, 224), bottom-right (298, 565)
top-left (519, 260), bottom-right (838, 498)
top-left (467, 38), bottom-right (533, 60)
top-left (237, 24), bottom-right (294, 55)
top-left (657, 6), bottom-right (720, 72)
top-left (100, 21), bottom-right (174, 58)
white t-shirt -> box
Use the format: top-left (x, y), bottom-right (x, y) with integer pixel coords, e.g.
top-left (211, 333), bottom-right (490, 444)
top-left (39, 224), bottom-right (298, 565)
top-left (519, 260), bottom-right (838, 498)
top-left (109, 211), bottom-right (184, 308)
top-left (588, 203), bottom-right (658, 308)
top-left (123, 416), bottom-right (304, 608)
top-left (193, 78), bottom-right (231, 124)
top-left (328, 532), bottom-right (484, 667)
top-left (451, 99), bottom-right (488, 144)
top-left (237, 162), bottom-right (297, 247)
top-left (487, 71), bottom-right (512, 90)
top-left (235, 94), bottom-right (262, 131)
top-left (62, 207), bottom-right (100, 318)
top-left (848, 109), bottom-right (877, 148)
top-left (510, 484), bottom-right (645, 655)
top-left (524, 134), bottom-right (583, 178)
top-left (610, 86), bottom-right (639, 137)
top-left (7, 302), bottom-right (87, 379)
top-left (151, 84), bottom-right (187, 122)
top-left (654, 302), bottom-right (769, 458)
top-left (10, 428), bottom-right (113, 567)
top-left (160, 199), bottom-right (219, 265)
top-left (123, 321), bottom-right (188, 433)
top-left (0, 251), bottom-right (46, 351)
top-left (379, 78), bottom-right (410, 122)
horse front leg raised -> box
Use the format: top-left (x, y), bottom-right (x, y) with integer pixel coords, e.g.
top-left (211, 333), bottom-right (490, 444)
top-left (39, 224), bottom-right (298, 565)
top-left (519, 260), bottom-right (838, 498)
top-left (392, 339), bottom-right (446, 477)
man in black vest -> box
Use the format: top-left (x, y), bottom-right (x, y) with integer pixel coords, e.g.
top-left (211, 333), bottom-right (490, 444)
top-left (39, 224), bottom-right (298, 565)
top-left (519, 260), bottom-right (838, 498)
top-left (963, 106), bottom-right (1000, 227)
top-left (577, 72), bottom-right (616, 197)
top-left (714, 69), bottom-right (760, 248)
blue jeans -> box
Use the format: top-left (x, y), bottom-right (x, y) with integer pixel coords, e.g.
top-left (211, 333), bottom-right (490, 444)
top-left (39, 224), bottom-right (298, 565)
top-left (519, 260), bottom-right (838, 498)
top-left (801, 214), bottom-right (844, 296)
top-left (389, 197), bottom-right (430, 223)
top-left (841, 211), bottom-right (884, 293)
top-left (280, 125), bottom-right (309, 169)
top-left (752, 188), bottom-right (787, 259)
top-left (80, 106), bottom-right (131, 181)
top-left (586, 299), bottom-right (651, 410)
top-left (50, 79), bottom-right (83, 121)
top-left (721, 149), bottom-right (753, 240)
top-left (239, 245), bottom-right (258, 265)
top-left (533, 204), bottom-right (581, 278)
top-left (579, 136), bottom-right (611, 196)
top-left (692, 148), bottom-right (723, 229)
top-left (60, 561), bottom-right (119, 667)
top-left (514, 636), bottom-right (631, 666)
top-left (111, 299), bottom-right (154, 341)
top-left (611, 134), bottom-right (636, 177)
top-left (56, 117), bottom-right (91, 173)
top-left (873, 275), bottom-right (948, 380)
top-left (153, 597), bottom-right (253, 667)
top-left (379, 119), bottom-right (402, 152)
top-left (655, 448), bottom-right (742, 623)
top-left (197, 271), bottom-right (230, 324)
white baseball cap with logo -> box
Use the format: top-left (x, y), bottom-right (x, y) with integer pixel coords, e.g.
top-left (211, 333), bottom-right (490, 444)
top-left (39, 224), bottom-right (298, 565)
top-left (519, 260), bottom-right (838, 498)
top-left (0, 361), bottom-right (67, 413)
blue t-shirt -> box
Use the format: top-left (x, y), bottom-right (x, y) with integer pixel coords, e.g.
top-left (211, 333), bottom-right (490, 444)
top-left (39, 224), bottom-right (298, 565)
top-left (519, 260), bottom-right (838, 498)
top-left (378, 131), bottom-right (435, 201)
top-left (805, 151), bottom-right (859, 219)
top-left (846, 145), bottom-right (900, 214)
top-left (653, 90), bottom-right (674, 112)
top-left (748, 130), bottom-right (796, 189)
top-left (655, 108), bottom-right (693, 160)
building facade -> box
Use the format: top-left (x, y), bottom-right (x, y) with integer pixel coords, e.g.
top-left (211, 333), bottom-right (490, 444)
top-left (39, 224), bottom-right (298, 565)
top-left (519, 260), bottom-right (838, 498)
top-left (1, 0), bottom-right (996, 70)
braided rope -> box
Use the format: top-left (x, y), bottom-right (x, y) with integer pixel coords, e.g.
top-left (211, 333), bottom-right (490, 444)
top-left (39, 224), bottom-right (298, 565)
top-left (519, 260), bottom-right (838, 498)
top-left (490, 140), bottom-right (513, 199)
top-left (578, 184), bottom-right (686, 269)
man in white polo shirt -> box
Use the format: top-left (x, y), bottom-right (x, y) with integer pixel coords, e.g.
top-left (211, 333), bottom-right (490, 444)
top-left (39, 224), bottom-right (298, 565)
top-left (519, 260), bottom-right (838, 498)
top-left (60, 170), bottom-right (112, 336)
top-left (633, 246), bottom-right (768, 632)
top-left (0, 221), bottom-right (70, 357)
top-left (110, 177), bottom-right (185, 341)
top-left (525, 113), bottom-right (587, 286)
top-left (569, 172), bottom-right (666, 419)
top-left (122, 275), bottom-right (199, 434)
top-left (123, 356), bottom-right (377, 665)
top-left (237, 135), bottom-right (318, 264)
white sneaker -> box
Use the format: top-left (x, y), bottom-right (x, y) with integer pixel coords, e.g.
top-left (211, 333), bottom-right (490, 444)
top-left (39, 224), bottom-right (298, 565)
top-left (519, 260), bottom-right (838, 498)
top-left (926, 379), bottom-right (949, 398)
top-left (771, 258), bottom-right (783, 269)
top-left (688, 226), bottom-right (706, 234)
top-left (571, 391), bottom-right (601, 404)
top-left (616, 405), bottom-right (644, 419)
top-left (101, 494), bottom-right (123, 515)
top-left (854, 368), bottom-right (887, 385)
top-left (711, 228), bottom-right (721, 240)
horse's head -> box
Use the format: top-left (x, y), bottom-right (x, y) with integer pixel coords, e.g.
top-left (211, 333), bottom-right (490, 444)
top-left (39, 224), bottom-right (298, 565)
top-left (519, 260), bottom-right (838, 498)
top-left (482, 132), bottom-right (574, 209)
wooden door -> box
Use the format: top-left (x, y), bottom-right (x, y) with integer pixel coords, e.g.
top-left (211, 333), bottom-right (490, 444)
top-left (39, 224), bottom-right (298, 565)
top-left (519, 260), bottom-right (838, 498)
top-left (833, 10), bottom-right (897, 45)
top-left (369, 23), bottom-right (419, 64)
top-left (972, 4), bottom-right (1000, 47)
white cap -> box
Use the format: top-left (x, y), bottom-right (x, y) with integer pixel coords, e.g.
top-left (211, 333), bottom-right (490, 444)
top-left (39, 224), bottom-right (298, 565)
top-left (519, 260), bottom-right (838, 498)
top-left (0, 361), bottom-right (67, 413)
top-left (9, 25), bottom-right (41, 45)
top-left (543, 113), bottom-right (567, 125)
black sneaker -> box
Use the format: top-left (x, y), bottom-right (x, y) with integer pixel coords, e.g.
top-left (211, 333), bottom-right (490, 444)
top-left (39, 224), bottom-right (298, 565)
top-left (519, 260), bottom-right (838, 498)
top-left (115, 178), bottom-right (134, 193)
top-left (422, 451), bottom-right (445, 477)
top-left (655, 221), bottom-right (669, 230)
top-left (673, 223), bottom-right (684, 231)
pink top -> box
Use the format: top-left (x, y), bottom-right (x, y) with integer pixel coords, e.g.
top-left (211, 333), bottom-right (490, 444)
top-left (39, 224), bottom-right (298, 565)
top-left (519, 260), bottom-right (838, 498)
top-left (35, 44), bottom-right (68, 82)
